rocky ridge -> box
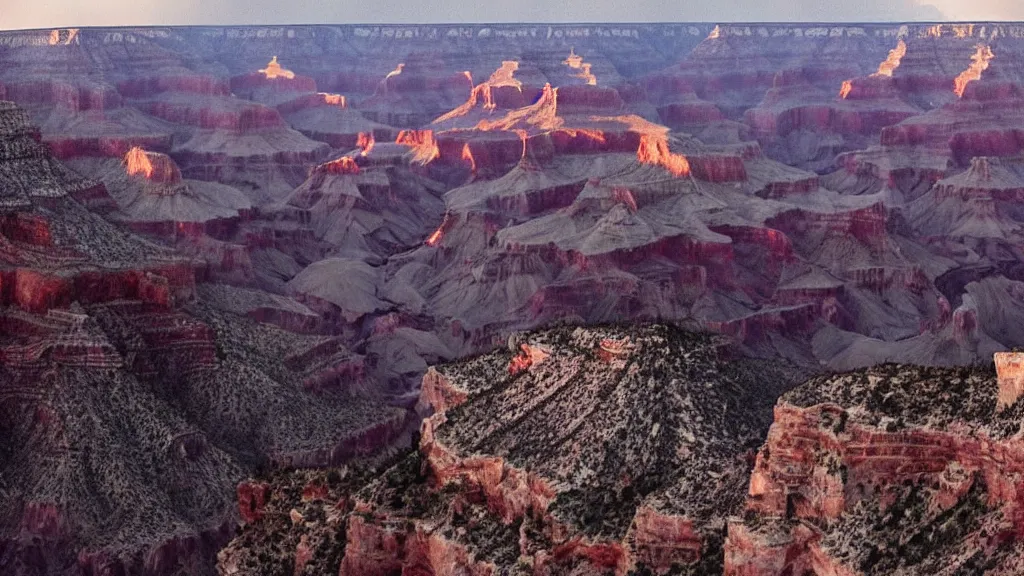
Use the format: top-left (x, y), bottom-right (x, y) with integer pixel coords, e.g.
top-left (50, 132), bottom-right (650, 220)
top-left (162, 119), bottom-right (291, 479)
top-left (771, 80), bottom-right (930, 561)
top-left (220, 329), bottom-right (1024, 575)
top-left (218, 324), bottom-right (807, 575)
top-left (725, 361), bottom-right (1024, 575)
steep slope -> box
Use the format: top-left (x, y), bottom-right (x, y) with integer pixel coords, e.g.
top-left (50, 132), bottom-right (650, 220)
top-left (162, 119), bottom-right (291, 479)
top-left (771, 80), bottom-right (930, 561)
top-left (0, 100), bottom-right (418, 575)
top-left (222, 348), bottom-right (1024, 576)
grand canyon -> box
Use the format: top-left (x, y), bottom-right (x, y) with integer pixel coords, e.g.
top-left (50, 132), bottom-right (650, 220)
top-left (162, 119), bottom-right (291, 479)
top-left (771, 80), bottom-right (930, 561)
top-left (3, 21), bottom-right (1024, 575)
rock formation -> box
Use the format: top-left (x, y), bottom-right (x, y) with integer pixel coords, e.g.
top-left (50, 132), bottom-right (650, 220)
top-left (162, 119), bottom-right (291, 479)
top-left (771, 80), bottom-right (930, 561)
top-left (5, 24), bottom-right (1024, 371)
top-left (9, 21), bottom-right (1024, 575)
top-left (725, 362), bottom-right (1024, 575)
top-left (65, 147), bottom-right (252, 238)
top-left (0, 100), bottom-right (421, 575)
top-left (220, 337), bottom-right (1024, 575)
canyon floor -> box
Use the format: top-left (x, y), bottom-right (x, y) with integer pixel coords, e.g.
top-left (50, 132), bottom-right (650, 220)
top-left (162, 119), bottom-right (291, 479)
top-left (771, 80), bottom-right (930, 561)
top-left (4, 21), bottom-right (1024, 575)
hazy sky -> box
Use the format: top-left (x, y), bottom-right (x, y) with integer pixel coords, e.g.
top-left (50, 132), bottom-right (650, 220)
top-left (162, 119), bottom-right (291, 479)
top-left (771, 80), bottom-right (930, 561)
top-left (1, 0), bottom-right (1023, 31)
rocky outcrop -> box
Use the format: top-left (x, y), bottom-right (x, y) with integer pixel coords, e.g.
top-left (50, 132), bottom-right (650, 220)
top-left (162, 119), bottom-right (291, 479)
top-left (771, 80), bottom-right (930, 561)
top-left (726, 362), bottom-right (1024, 575)
top-left (357, 54), bottom-right (475, 127)
top-left (880, 97), bottom-right (1024, 167)
top-left (260, 151), bottom-right (444, 265)
top-left (905, 156), bottom-right (1024, 241)
top-left (995, 352), bottom-right (1024, 410)
top-left (1, 75), bottom-right (176, 161)
top-left (114, 89), bottom-right (330, 201)
top-left (414, 366), bottom-right (468, 415)
top-left (65, 148), bottom-right (252, 240)
top-left (339, 515), bottom-right (496, 576)
top-left (278, 93), bottom-right (394, 149)
top-left (220, 338), bottom-right (1024, 575)
top-left (220, 325), bottom-right (806, 575)
top-left (230, 56), bottom-right (318, 106)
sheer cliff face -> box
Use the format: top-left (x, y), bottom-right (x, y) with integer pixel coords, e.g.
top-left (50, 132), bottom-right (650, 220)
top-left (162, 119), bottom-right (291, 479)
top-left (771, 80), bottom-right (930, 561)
top-left (219, 341), bottom-right (1024, 576)
top-left (9, 21), bottom-right (1024, 576)
top-left (726, 364), bottom-right (1024, 576)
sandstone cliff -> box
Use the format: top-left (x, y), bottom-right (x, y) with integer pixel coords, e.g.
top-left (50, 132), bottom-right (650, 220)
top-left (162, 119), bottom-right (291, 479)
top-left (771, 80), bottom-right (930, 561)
top-left (725, 362), bottom-right (1024, 575)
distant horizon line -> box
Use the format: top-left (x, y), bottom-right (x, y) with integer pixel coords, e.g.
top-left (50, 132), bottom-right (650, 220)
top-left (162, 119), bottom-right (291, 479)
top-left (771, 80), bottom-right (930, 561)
top-left (4, 21), bottom-right (1024, 33)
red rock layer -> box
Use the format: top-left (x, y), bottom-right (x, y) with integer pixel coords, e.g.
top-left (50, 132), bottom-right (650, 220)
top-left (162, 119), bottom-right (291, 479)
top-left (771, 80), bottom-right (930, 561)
top-left (117, 75), bottom-right (231, 98)
top-left (137, 99), bottom-right (285, 130)
top-left (339, 515), bottom-right (495, 576)
top-left (728, 390), bottom-right (1024, 574)
top-left (0, 263), bottom-right (195, 313)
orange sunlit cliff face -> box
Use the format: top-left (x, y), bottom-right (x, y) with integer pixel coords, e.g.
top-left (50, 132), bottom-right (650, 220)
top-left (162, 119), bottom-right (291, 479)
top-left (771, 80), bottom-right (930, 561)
top-left (259, 56), bottom-right (296, 80)
top-left (435, 61), bottom-right (523, 123)
top-left (125, 146), bottom-right (154, 179)
top-left (357, 132), bottom-right (375, 156)
top-left (461, 143), bottom-right (476, 172)
top-left (380, 63), bottom-right (406, 94)
top-left (385, 63), bottom-right (405, 80)
top-left (840, 38), bottom-right (907, 99)
top-left (488, 61), bottom-right (520, 89)
top-left (954, 45), bottom-right (995, 98)
top-left (507, 343), bottom-right (551, 376)
top-left (476, 83), bottom-right (563, 133)
top-left (637, 134), bottom-right (691, 177)
top-left (48, 29), bottom-right (79, 46)
top-left (320, 93), bottom-right (347, 108)
top-left (320, 156), bottom-right (360, 175)
top-left (873, 39), bottom-right (907, 77)
top-left (425, 229), bottom-right (443, 246)
top-left (582, 113), bottom-right (689, 177)
top-left (124, 147), bottom-right (181, 184)
top-left (433, 67), bottom-right (687, 172)
top-left (425, 212), bottom-right (451, 247)
top-left (953, 24), bottom-right (976, 39)
top-left (396, 130), bottom-right (440, 165)
top-left (563, 48), bottom-right (597, 86)
top-left (839, 81), bottom-right (852, 99)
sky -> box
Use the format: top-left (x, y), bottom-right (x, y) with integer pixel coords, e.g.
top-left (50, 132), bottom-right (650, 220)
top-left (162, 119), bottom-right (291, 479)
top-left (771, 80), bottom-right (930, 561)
top-left (1, 0), bottom-right (1023, 31)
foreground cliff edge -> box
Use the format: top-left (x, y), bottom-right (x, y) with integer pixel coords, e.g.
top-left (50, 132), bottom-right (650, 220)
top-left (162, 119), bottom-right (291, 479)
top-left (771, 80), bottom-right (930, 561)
top-left (219, 329), bottom-right (1024, 575)
top-left (726, 357), bottom-right (1024, 575)
top-left (219, 324), bottom-right (805, 575)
